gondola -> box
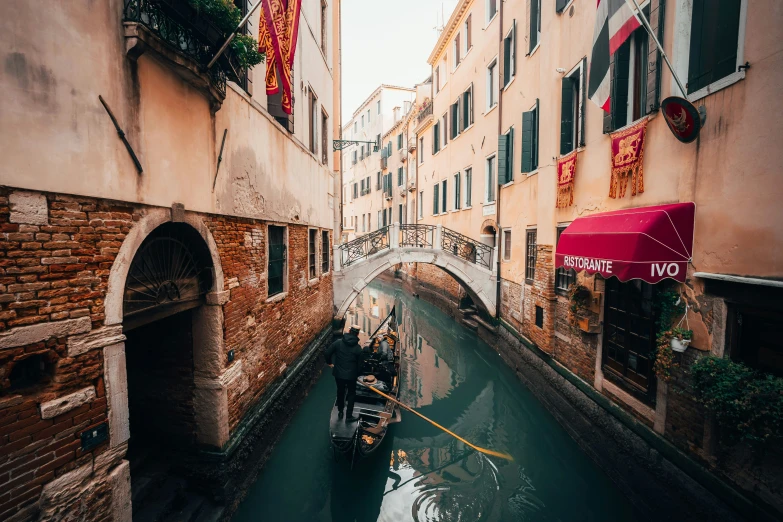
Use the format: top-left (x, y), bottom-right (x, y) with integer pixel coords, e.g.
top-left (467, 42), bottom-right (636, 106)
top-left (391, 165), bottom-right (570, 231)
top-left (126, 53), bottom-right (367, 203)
top-left (329, 308), bottom-right (402, 467)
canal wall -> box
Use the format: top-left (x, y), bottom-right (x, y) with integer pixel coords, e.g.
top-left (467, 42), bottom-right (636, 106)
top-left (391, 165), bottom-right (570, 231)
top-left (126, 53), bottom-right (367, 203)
top-left (388, 270), bottom-right (774, 522)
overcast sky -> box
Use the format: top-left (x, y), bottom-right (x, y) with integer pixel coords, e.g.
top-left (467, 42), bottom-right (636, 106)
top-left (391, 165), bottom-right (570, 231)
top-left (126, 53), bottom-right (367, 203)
top-left (340, 0), bottom-right (458, 121)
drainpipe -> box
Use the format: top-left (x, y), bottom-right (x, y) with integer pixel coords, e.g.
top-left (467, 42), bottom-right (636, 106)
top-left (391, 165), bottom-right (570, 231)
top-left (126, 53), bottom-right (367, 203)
top-left (495, 0), bottom-right (505, 321)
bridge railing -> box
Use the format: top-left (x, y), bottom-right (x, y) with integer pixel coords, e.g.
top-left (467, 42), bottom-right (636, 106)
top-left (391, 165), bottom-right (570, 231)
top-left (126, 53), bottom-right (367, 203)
top-left (335, 223), bottom-right (495, 271)
top-left (440, 227), bottom-right (493, 270)
top-left (337, 226), bottom-right (390, 268)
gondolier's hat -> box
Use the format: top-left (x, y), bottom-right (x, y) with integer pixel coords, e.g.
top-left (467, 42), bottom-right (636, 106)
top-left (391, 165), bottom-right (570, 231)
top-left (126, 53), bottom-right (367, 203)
top-left (349, 324), bottom-right (361, 333)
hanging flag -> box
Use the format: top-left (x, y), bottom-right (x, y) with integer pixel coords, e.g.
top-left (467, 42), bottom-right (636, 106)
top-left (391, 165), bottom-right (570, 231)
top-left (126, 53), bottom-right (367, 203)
top-left (588, 0), bottom-right (641, 112)
top-left (609, 117), bottom-right (648, 198)
top-left (556, 150), bottom-right (578, 208)
top-left (258, 0), bottom-right (302, 114)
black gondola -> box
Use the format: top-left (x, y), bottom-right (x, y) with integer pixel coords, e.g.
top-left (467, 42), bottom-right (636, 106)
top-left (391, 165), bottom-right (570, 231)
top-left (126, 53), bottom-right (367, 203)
top-left (329, 308), bottom-right (401, 467)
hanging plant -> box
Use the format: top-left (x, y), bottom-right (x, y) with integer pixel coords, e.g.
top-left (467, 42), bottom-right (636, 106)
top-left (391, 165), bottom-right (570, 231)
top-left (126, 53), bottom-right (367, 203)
top-left (567, 284), bottom-right (591, 325)
top-left (189, 0), bottom-right (265, 69)
top-left (692, 356), bottom-right (783, 448)
top-left (652, 288), bottom-right (685, 382)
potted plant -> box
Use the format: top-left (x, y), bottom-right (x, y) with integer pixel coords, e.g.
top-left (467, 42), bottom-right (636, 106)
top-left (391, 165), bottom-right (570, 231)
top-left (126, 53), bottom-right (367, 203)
top-left (567, 284), bottom-right (591, 325)
top-left (670, 326), bottom-right (693, 353)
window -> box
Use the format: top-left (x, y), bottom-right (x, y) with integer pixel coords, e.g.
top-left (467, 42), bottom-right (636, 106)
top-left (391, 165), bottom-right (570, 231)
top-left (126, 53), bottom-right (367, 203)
top-left (454, 172), bottom-right (461, 210)
top-left (376, 171), bottom-right (382, 190)
top-left (687, 0), bottom-right (744, 95)
top-left (398, 167), bottom-right (404, 186)
top-left (378, 210), bottom-right (382, 229)
top-left (353, 183), bottom-right (358, 199)
top-left (529, 0), bottom-right (541, 52)
top-left (352, 150), bottom-right (357, 165)
top-left (521, 100), bottom-right (539, 173)
top-left (377, 100), bottom-right (381, 114)
top-left (487, 59), bottom-right (498, 109)
top-left (353, 121), bottom-right (357, 133)
top-left (321, 109), bottom-right (328, 164)
top-left (419, 137), bottom-right (425, 162)
top-left (461, 84), bottom-right (474, 131)
top-left (727, 305), bottom-right (783, 377)
top-left (268, 226), bottom-right (287, 296)
top-left (367, 109), bottom-right (370, 123)
top-left (503, 230), bottom-right (512, 261)
top-left (465, 15), bottom-right (472, 51)
top-left (320, 0), bottom-right (327, 55)
top-left (503, 21), bottom-right (516, 87)
top-left (397, 133), bottom-right (403, 150)
top-left (361, 115), bottom-right (364, 128)
top-left (560, 60), bottom-right (586, 155)
top-left (454, 33), bottom-right (461, 69)
top-left (434, 66), bottom-right (440, 95)
top-left (308, 89), bottom-right (318, 155)
top-left (485, 155), bottom-right (496, 203)
top-left (441, 179), bottom-right (448, 213)
top-left (450, 99), bottom-right (461, 140)
top-left (441, 113), bottom-right (448, 146)
top-left (398, 204), bottom-right (404, 225)
top-left (555, 226), bottom-right (576, 294)
top-left (433, 121), bottom-right (441, 154)
top-left (603, 278), bottom-right (657, 400)
top-left (418, 192), bottom-right (424, 218)
top-left (382, 207), bottom-right (388, 226)
top-left (376, 133), bottom-right (381, 150)
top-left (367, 213), bottom-right (371, 230)
top-left (465, 168), bottom-right (472, 207)
top-left (525, 229), bottom-right (536, 283)
top-left (535, 305), bottom-right (544, 328)
top-left (308, 229), bottom-right (317, 278)
top-left (498, 127), bottom-right (514, 185)
top-left (433, 183), bottom-right (440, 215)
top-left (361, 214), bottom-right (365, 232)
top-left (486, 0), bottom-right (497, 23)
top-left (360, 145), bottom-right (365, 160)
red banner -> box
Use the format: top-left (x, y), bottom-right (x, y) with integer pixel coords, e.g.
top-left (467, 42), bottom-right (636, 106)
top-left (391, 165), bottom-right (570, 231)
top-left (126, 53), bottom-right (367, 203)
top-left (556, 150), bottom-right (578, 208)
top-left (609, 117), bottom-right (648, 198)
top-left (258, 0), bottom-right (302, 114)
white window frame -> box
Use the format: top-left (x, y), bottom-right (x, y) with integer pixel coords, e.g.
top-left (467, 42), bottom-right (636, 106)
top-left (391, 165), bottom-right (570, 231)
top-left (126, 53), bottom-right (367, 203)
top-left (464, 166), bottom-right (473, 208)
top-left (464, 15), bottom-right (473, 54)
top-left (485, 153), bottom-right (496, 203)
top-left (418, 191), bottom-right (424, 218)
top-left (453, 172), bottom-right (461, 210)
top-left (564, 60), bottom-right (584, 151)
top-left (441, 179), bottom-right (448, 213)
top-left (486, 58), bottom-right (499, 110)
top-left (671, 0), bottom-right (748, 103)
top-left (486, 0), bottom-right (498, 26)
top-left (502, 229), bottom-right (512, 262)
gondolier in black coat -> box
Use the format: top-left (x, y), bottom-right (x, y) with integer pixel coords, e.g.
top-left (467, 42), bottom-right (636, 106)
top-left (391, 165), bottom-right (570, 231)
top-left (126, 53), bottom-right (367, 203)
top-left (325, 325), bottom-right (365, 423)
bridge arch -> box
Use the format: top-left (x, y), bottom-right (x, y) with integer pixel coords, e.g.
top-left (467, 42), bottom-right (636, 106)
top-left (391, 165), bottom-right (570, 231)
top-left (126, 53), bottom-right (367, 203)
top-left (333, 225), bottom-right (497, 320)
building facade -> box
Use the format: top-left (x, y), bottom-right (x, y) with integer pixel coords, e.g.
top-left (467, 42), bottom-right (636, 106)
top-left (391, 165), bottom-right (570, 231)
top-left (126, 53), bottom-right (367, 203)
top-left (0, 0), bottom-right (340, 520)
top-left (405, 0), bottom-right (783, 516)
top-left (340, 86), bottom-right (415, 242)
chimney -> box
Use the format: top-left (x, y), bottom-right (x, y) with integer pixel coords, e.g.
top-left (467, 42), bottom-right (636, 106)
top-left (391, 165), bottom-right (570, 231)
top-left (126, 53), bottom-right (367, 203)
top-left (393, 106), bottom-right (401, 123)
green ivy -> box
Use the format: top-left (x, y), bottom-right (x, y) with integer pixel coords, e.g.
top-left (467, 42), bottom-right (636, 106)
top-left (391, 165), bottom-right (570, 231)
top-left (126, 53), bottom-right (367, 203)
top-left (691, 356), bottom-right (783, 447)
top-left (652, 287), bottom-right (686, 381)
top-left (231, 33), bottom-right (264, 69)
top-left (189, 0), bottom-right (264, 69)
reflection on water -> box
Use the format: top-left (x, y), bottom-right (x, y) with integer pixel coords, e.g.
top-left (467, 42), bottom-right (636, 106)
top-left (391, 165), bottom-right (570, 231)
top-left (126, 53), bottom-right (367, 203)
top-left (233, 278), bottom-right (638, 522)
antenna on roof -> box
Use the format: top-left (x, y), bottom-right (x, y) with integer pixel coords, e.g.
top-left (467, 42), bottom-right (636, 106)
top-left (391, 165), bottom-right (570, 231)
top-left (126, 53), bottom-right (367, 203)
top-left (434, 2), bottom-right (445, 36)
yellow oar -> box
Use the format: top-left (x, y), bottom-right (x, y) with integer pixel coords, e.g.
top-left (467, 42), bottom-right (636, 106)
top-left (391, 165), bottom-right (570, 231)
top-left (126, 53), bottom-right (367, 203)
top-left (358, 381), bottom-right (514, 461)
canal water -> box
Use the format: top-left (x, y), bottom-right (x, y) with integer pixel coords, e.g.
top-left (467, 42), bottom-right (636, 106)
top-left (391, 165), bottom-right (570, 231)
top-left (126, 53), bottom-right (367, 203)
top-left (233, 278), bottom-right (639, 521)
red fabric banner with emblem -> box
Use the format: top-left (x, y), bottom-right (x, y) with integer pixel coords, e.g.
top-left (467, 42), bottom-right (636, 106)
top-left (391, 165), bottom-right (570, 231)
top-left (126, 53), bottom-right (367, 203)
top-left (258, 0), bottom-right (302, 114)
top-left (609, 117), bottom-right (648, 198)
top-left (556, 150), bottom-right (578, 208)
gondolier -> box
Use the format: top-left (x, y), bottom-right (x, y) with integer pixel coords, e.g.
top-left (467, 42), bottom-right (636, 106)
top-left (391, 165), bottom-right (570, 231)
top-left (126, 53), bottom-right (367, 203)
top-left (325, 324), bottom-right (365, 422)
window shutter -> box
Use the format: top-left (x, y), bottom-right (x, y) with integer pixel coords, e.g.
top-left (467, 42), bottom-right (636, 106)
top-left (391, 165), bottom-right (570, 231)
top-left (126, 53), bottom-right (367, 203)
top-left (529, 0), bottom-right (539, 53)
top-left (443, 113), bottom-right (449, 145)
top-left (512, 20), bottom-right (517, 77)
top-left (580, 57), bottom-right (587, 148)
top-left (556, 0), bottom-right (568, 13)
top-left (603, 51), bottom-right (615, 134)
top-left (442, 180), bottom-right (448, 211)
top-left (433, 184), bottom-right (439, 214)
top-left (612, 41), bottom-right (631, 131)
top-left (498, 133), bottom-right (509, 185)
top-left (469, 84), bottom-right (474, 125)
top-left (687, 0), bottom-right (741, 94)
top-left (560, 78), bottom-right (574, 155)
top-left (646, 0), bottom-right (665, 112)
top-left (455, 173), bottom-right (461, 208)
top-left (533, 99), bottom-right (539, 169)
top-left (503, 34), bottom-right (512, 87)
top-left (521, 109), bottom-right (534, 172)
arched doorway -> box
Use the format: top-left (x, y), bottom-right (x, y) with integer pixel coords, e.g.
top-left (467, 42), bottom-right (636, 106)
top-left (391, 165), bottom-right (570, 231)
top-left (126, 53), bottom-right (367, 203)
top-left (122, 222), bottom-right (214, 513)
top-left (480, 220), bottom-right (497, 250)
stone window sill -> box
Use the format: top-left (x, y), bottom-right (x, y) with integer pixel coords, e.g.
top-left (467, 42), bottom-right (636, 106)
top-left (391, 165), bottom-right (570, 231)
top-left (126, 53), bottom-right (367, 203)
top-left (265, 292), bottom-right (288, 304)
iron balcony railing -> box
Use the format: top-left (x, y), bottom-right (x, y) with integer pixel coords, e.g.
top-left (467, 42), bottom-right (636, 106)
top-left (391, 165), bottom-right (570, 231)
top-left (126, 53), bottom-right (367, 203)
top-left (417, 102), bottom-right (433, 123)
top-left (123, 0), bottom-right (246, 97)
top-left (441, 227), bottom-right (493, 269)
top-left (338, 227), bottom-right (390, 267)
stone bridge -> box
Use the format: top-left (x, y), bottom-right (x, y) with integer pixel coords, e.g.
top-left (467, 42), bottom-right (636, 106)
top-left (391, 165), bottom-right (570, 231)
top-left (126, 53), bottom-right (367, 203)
top-left (332, 223), bottom-right (498, 319)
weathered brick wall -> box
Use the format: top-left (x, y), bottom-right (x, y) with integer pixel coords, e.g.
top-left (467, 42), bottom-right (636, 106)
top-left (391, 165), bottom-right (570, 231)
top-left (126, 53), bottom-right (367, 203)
top-left (522, 245), bottom-right (555, 353)
top-left (665, 349), bottom-right (706, 453)
top-left (553, 295), bottom-right (598, 384)
top-left (205, 218), bottom-right (334, 432)
top-left (410, 263), bottom-right (461, 301)
top-left (500, 278), bottom-right (523, 332)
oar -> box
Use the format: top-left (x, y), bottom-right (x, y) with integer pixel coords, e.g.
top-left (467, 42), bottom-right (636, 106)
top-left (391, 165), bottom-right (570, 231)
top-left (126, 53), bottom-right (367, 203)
top-left (358, 381), bottom-right (514, 461)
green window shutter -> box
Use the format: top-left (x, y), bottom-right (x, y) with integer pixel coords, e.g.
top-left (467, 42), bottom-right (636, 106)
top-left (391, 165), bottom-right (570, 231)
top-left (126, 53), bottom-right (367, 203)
top-left (507, 127), bottom-right (514, 181)
top-left (462, 91), bottom-right (469, 131)
top-left (503, 34), bottom-right (512, 87)
top-left (512, 20), bottom-right (517, 77)
top-left (560, 78), bottom-right (574, 155)
top-left (455, 173), bottom-right (461, 209)
top-left (580, 57), bottom-right (587, 148)
top-left (521, 110), bottom-right (533, 172)
top-left (529, 0), bottom-right (539, 52)
top-left (533, 100), bottom-right (539, 169)
top-left (442, 180), bottom-right (447, 212)
top-left (556, 0), bottom-right (568, 13)
top-left (498, 134), bottom-right (509, 185)
top-left (433, 184), bottom-right (439, 214)
top-left (612, 41), bottom-right (631, 131)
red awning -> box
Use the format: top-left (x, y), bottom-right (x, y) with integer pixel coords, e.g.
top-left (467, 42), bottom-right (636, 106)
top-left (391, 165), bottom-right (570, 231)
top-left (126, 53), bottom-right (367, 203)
top-left (555, 203), bottom-right (695, 283)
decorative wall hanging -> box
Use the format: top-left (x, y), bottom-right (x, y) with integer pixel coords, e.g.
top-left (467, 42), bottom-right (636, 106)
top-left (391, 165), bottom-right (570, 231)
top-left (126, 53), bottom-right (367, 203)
top-left (609, 117), bottom-right (648, 198)
top-left (258, 0), bottom-right (302, 114)
top-left (556, 150), bottom-right (578, 208)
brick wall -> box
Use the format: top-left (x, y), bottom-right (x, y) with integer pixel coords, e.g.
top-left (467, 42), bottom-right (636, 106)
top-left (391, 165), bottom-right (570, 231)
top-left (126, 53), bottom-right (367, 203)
top-left (521, 245), bottom-right (555, 353)
top-left (408, 263), bottom-right (461, 301)
top-left (665, 349), bottom-right (706, 453)
top-left (500, 278), bottom-right (523, 332)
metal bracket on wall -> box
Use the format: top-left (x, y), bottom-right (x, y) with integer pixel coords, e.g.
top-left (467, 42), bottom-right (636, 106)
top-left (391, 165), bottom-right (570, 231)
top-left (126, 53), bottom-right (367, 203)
top-left (333, 139), bottom-right (379, 152)
top-left (99, 95), bottom-right (143, 175)
top-left (212, 129), bottom-right (228, 192)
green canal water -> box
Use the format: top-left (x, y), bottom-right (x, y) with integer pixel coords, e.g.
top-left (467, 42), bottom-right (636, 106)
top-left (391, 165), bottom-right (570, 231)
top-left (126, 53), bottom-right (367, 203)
top-left (233, 279), bottom-right (639, 521)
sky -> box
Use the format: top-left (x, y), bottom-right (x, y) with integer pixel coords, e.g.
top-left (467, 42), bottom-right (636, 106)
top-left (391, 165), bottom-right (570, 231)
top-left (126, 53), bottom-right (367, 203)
top-left (340, 0), bottom-right (458, 122)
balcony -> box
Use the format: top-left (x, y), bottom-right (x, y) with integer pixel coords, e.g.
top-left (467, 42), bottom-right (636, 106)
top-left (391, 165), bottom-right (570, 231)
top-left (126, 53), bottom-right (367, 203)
top-left (417, 101), bottom-right (433, 124)
top-left (123, 0), bottom-right (247, 111)
top-left (399, 187), bottom-right (407, 198)
top-left (380, 156), bottom-right (388, 170)
top-left (399, 149), bottom-right (407, 163)
top-left (407, 180), bottom-right (416, 192)
top-left (407, 137), bottom-right (417, 153)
